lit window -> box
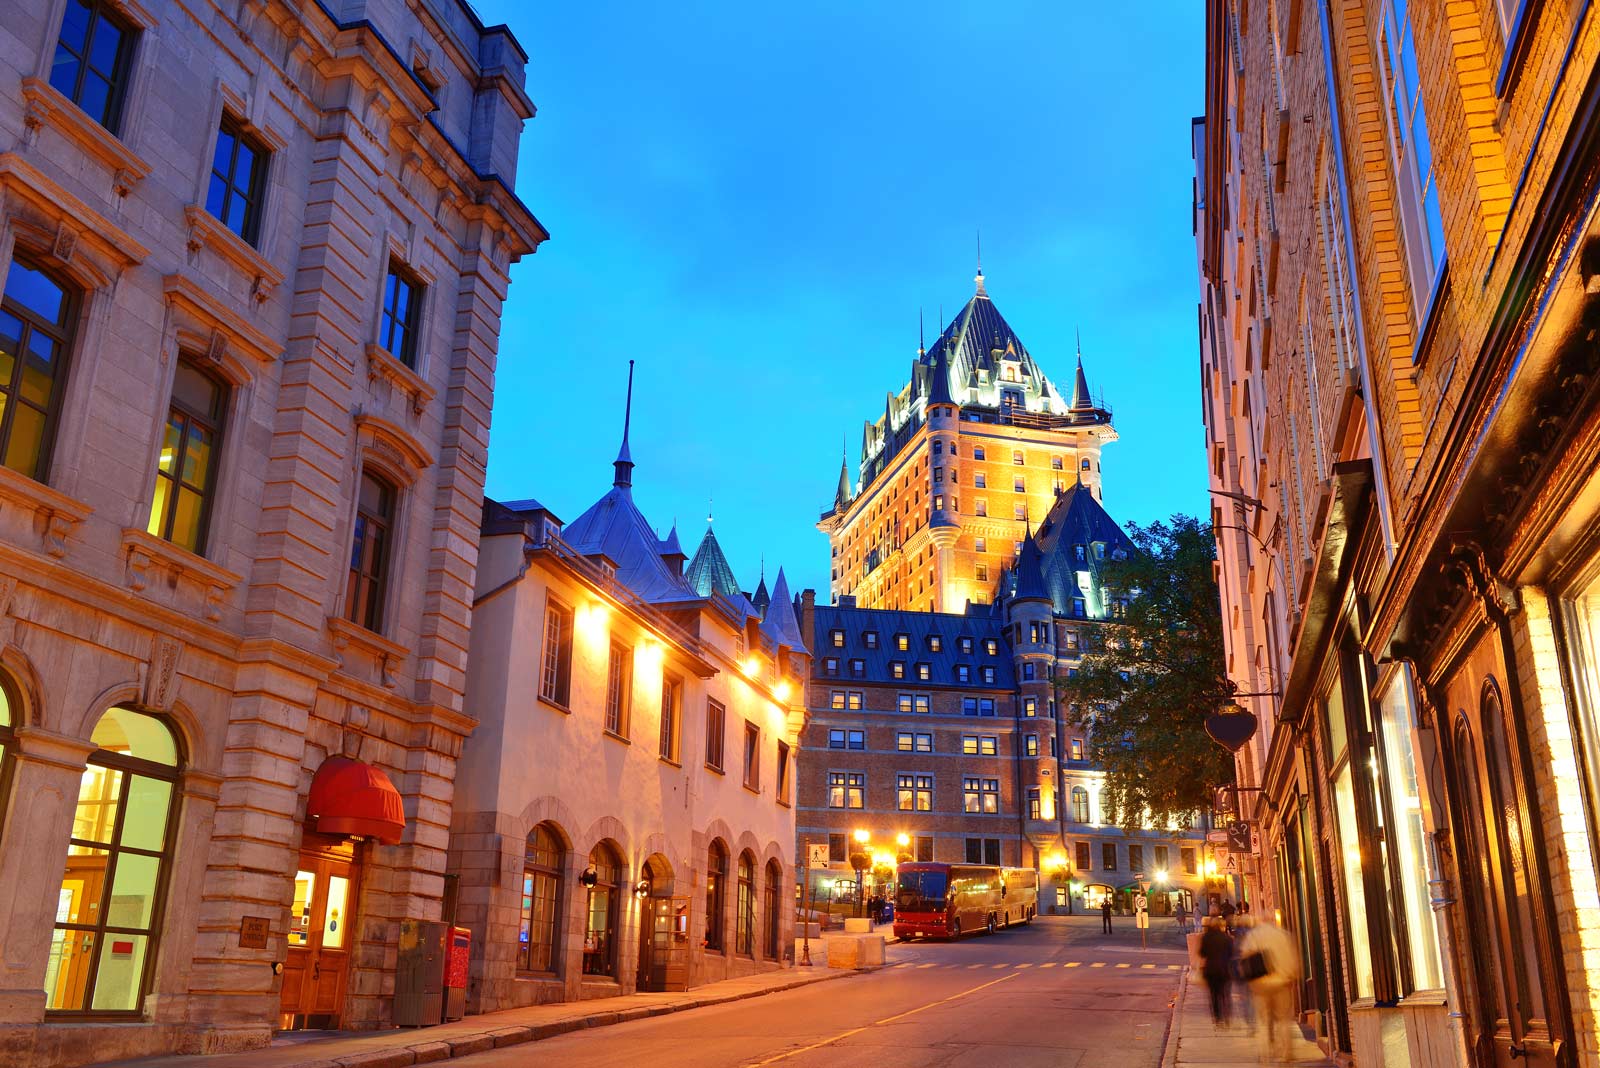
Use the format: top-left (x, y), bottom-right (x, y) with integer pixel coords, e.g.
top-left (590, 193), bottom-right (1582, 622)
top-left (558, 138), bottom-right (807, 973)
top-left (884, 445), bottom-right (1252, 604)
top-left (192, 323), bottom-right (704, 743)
top-left (1024, 735), bottom-right (1039, 757)
top-left (346, 470), bottom-right (397, 633)
top-left (1051, 456), bottom-right (1063, 470)
top-left (0, 259), bottom-right (77, 482)
top-left (830, 629), bottom-right (845, 647)
top-left (539, 597), bottom-right (574, 705)
top-left (827, 771), bottom-right (864, 809)
top-left (147, 362), bottom-right (226, 555)
top-left (1012, 450), bottom-right (1024, 465)
top-left (206, 116), bottom-right (270, 245)
top-left (973, 446), bottom-right (986, 460)
top-left (897, 773), bottom-right (933, 812)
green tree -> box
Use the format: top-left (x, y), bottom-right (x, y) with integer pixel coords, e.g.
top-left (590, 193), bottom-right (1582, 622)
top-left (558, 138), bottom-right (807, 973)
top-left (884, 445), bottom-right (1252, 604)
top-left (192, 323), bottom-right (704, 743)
top-left (1057, 514), bottom-right (1234, 830)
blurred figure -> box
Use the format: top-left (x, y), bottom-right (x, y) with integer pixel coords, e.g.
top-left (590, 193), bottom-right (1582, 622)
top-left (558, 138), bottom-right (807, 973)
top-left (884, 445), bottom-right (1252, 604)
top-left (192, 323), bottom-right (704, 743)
top-left (1197, 911), bottom-right (1234, 1028)
top-left (1174, 901), bottom-right (1188, 932)
top-left (1101, 894), bottom-right (1113, 934)
top-left (1236, 915), bottom-right (1302, 1063)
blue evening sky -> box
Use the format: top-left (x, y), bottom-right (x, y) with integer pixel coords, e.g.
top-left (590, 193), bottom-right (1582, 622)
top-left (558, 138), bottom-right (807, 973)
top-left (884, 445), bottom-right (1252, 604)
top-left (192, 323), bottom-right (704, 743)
top-left (480, 1), bottom-right (1207, 600)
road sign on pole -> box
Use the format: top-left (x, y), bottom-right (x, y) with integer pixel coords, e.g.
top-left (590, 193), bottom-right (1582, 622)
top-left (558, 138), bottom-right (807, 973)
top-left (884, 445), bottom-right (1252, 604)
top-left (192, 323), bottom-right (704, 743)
top-left (1226, 821), bottom-right (1253, 854)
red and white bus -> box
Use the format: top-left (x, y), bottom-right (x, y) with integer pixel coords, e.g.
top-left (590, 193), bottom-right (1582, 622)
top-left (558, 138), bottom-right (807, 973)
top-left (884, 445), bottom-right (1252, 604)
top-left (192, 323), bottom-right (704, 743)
top-left (893, 864), bottom-right (1039, 940)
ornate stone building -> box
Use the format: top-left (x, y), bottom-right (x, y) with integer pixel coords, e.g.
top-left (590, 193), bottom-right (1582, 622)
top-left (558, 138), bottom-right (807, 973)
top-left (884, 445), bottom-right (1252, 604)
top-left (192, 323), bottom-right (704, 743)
top-left (453, 396), bottom-right (806, 1008)
top-left (801, 476), bottom-right (1210, 917)
top-left (1198, 1), bottom-right (1600, 1066)
top-left (0, 1), bottom-right (543, 1064)
top-left (818, 270), bottom-right (1117, 614)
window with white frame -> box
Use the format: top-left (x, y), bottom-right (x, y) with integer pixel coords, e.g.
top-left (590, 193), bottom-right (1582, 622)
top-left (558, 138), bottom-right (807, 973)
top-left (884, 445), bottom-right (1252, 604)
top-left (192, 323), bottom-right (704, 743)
top-left (1377, 0), bottom-right (1445, 322)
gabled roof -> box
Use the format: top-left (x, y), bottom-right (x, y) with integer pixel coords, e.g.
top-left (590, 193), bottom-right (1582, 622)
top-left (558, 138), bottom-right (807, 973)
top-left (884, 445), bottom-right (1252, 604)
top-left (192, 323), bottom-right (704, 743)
top-left (561, 487), bottom-right (701, 606)
top-left (685, 526), bottom-right (741, 599)
top-left (760, 568), bottom-right (807, 653)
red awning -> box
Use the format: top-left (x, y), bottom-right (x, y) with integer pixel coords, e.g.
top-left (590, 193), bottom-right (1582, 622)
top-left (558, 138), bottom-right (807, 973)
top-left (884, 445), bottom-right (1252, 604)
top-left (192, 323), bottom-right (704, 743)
top-left (306, 756), bottom-right (405, 844)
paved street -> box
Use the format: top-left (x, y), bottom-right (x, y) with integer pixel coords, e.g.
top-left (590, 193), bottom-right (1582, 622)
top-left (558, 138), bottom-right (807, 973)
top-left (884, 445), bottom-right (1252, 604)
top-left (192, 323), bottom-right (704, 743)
top-left (448, 915), bottom-right (1187, 1068)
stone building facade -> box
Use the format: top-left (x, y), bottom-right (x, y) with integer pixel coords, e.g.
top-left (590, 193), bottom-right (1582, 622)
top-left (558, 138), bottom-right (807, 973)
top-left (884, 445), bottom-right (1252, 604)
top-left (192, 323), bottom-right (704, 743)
top-left (1198, 1), bottom-right (1600, 1066)
top-left (451, 410), bottom-right (806, 1010)
top-left (818, 270), bottom-right (1117, 614)
top-left (0, 1), bottom-right (543, 1064)
top-left (799, 485), bottom-right (1209, 918)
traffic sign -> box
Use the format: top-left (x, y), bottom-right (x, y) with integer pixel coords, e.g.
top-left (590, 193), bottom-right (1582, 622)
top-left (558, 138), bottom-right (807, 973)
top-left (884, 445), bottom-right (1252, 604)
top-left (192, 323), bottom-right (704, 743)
top-left (807, 844), bottom-right (829, 869)
top-left (1206, 830), bottom-right (1230, 844)
top-left (1226, 821), bottom-right (1253, 854)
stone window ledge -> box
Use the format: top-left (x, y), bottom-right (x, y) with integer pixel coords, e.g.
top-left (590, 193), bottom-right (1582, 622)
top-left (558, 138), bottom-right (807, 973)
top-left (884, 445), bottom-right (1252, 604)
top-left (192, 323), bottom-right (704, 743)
top-left (0, 467), bottom-right (92, 559)
top-left (327, 615), bottom-right (408, 690)
top-left (182, 205), bottom-right (284, 305)
top-left (365, 343), bottom-right (436, 416)
top-left (19, 78), bottom-right (151, 198)
top-left (120, 528), bottom-right (242, 622)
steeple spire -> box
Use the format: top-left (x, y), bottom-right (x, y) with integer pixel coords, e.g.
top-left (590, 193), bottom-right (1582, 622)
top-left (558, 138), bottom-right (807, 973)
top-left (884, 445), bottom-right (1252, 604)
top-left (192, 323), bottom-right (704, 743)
top-left (613, 359), bottom-right (636, 490)
top-left (974, 230), bottom-right (988, 299)
top-left (1071, 340), bottom-right (1094, 412)
top-left (918, 307), bottom-right (925, 356)
top-left (835, 440), bottom-right (852, 508)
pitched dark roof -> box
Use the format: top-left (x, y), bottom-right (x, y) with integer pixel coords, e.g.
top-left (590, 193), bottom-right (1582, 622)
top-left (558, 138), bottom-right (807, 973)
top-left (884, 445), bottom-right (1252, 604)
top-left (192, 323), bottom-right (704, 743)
top-left (561, 486), bottom-right (701, 605)
top-left (685, 526), bottom-right (741, 599)
top-left (1029, 482), bottom-right (1137, 617)
top-left (809, 604), bottom-right (1014, 689)
top-left (760, 568), bottom-right (808, 653)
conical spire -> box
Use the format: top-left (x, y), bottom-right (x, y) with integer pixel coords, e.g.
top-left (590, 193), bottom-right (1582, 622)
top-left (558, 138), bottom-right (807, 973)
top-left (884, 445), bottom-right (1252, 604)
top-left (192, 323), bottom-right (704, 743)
top-left (752, 557), bottom-right (770, 612)
top-left (613, 359), bottom-right (636, 489)
top-left (1071, 340), bottom-right (1094, 412)
top-left (1013, 526), bottom-right (1050, 603)
top-left (760, 567), bottom-right (808, 653)
top-left (835, 441), bottom-right (852, 508)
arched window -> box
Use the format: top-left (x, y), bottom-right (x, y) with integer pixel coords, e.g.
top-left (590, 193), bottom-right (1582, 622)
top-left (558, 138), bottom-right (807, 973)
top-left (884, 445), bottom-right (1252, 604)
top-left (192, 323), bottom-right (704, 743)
top-left (582, 842), bottom-right (621, 977)
top-left (346, 468), bottom-right (397, 633)
top-left (763, 860), bottom-right (782, 959)
top-left (47, 707), bottom-right (180, 1014)
top-left (0, 678), bottom-right (15, 841)
top-left (705, 841), bottom-right (728, 952)
top-left (736, 851), bottom-right (756, 956)
top-left (519, 823), bottom-right (563, 973)
top-left (1071, 787), bottom-right (1090, 824)
top-left (0, 257), bottom-right (78, 482)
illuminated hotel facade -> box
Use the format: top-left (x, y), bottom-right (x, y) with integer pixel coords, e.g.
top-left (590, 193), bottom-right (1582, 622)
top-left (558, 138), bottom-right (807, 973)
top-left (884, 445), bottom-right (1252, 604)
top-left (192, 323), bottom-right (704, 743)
top-left (819, 270), bottom-right (1117, 614)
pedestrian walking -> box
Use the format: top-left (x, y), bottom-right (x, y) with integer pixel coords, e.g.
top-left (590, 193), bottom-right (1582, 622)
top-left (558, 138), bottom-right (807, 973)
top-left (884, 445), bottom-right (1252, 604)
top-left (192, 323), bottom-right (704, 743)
top-left (1197, 914), bottom-right (1235, 1028)
top-left (1174, 902), bottom-right (1188, 932)
top-left (1236, 915), bottom-right (1302, 1062)
top-left (1219, 898), bottom-right (1237, 931)
top-left (1100, 895), bottom-right (1113, 934)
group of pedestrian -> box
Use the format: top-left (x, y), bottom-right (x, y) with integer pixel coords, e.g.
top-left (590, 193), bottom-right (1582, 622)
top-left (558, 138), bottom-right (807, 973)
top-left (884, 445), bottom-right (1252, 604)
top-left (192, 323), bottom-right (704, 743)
top-left (1196, 905), bottom-right (1302, 1063)
top-left (866, 894), bottom-right (889, 924)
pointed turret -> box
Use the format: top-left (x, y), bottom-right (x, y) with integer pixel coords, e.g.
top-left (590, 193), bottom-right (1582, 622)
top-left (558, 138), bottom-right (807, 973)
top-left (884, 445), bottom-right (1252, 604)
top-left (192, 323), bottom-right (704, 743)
top-left (834, 450), bottom-right (852, 510)
top-left (1013, 527), bottom-right (1050, 604)
top-left (752, 562), bottom-right (770, 613)
top-left (1071, 355), bottom-right (1093, 412)
top-left (927, 344), bottom-right (955, 408)
top-left (659, 523), bottom-right (686, 575)
top-left (613, 360), bottom-right (636, 490)
top-left (686, 523), bottom-right (741, 598)
top-left (760, 568), bottom-right (808, 653)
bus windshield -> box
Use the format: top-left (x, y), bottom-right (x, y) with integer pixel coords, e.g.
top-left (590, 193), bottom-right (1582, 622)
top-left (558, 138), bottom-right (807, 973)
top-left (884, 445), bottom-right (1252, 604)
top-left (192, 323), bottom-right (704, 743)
top-left (897, 870), bottom-right (948, 912)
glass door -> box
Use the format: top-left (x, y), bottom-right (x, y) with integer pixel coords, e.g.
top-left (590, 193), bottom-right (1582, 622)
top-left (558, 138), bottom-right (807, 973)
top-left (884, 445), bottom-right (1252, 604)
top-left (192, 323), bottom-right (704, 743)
top-left (279, 848), bottom-right (358, 1028)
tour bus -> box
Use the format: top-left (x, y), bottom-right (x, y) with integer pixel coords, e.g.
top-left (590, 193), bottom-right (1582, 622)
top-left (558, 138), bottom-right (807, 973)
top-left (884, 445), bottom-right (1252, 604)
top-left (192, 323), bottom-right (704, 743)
top-left (893, 863), bottom-right (1039, 940)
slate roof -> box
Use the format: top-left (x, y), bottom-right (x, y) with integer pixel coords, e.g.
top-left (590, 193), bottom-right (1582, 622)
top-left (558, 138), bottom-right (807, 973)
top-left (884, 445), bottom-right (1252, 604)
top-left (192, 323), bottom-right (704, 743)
top-left (809, 603), bottom-right (1015, 689)
top-left (685, 526), bottom-right (741, 599)
top-left (561, 486), bottom-right (701, 606)
top-left (760, 568), bottom-right (808, 653)
top-left (1007, 482), bottom-right (1137, 618)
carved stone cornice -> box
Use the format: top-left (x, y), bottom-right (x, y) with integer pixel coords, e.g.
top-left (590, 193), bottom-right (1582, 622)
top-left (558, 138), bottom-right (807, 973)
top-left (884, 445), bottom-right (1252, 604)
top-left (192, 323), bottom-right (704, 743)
top-left (0, 467), bottom-right (92, 559)
top-left (327, 615), bottom-right (407, 690)
top-left (364, 342), bottom-right (435, 416)
top-left (163, 273), bottom-right (282, 365)
top-left (18, 78), bottom-right (151, 198)
top-left (120, 528), bottom-right (242, 623)
top-left (182, 204), bottom-right (283, 305)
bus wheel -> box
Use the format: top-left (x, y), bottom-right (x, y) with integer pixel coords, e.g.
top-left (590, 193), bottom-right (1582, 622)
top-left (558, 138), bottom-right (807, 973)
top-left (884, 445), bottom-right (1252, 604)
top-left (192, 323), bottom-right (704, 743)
top-left (986, 915), bottom-right (997, 935)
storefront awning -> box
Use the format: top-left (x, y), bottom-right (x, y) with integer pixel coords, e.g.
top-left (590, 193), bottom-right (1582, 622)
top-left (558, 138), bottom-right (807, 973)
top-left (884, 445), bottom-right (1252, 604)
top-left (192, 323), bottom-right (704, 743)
top-left (306, 756), bottom-right (405, 844)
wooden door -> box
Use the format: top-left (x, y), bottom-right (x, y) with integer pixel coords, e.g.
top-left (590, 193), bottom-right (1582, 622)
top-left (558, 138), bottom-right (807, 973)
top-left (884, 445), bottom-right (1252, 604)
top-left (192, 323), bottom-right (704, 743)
top-left (279, 848), bottom-right (359, 1027)
top-left (1442, 634), bottom-right (1566, 1068)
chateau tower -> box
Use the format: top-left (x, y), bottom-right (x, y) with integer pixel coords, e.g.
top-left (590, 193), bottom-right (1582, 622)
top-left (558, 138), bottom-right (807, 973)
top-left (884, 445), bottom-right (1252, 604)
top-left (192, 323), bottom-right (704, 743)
top-left (819, 270), bottom-right (1117, 612)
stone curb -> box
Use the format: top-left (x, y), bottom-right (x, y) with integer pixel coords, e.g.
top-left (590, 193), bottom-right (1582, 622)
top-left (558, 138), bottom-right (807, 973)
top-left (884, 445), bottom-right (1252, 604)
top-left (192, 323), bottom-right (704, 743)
top-left (1158, 965), bottom-right (1188, 1068)
top-left (228, 969), bottom-right (854, 1068)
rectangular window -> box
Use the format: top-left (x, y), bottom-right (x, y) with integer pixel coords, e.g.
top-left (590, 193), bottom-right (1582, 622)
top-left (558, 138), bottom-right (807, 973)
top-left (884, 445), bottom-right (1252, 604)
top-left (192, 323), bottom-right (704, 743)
top-left (1101, 843), bottom-right (1117, 871)
top-left (206, 115), bottom-right (269, 245)
top-left (959, 636), bottom-right (974, 654)
top-left (1051, 456), bottom-right (1063, 470)
top-left (830, 629), bottom-right (845, 647)
top-left (1023, 663), bottom-right (1036, 681)
top-left (890, 661), bottom-right (905, 679)
top-left (962, 697), bottom-right (977, 717)
top-left (823, 657), bottom-right (839, 676)
top-left (916, 835), bottom-right (934, 862)
top-left (539, 597), bottom-right (574, 706)
top-left (50, 0), bottom-right (136, 131)
top-left (1325, 673), bottom-right (1374, 998)
top-left (1023, 697), bottom-right (1037, 718)
top-left (849, 659), bottom-right (865, 677)
top-left (895, 633), bottom-right (909, 651)
top-left (1026, 787), bottom-right (1041, 820)
top-left (830, 690), bottom-right (848, 710)
top-left (1013, 504), bottom-right (1027, 521)
top-left (975, 499), bottom-right (987, 517)
top-left (1012, 450), bottom-right (1024, 465)
top-left (916, 663), bottom-right (930, 681)
top-left (1155, 845), bottom-right (1169, 872)
top-left (914, 694), bottom-right (930, 714)
top-left (1049, 735), bottom-right (1058, 757)
top-left (975, 537), bottom-right (987, 553)
top-left (1024, 735), bottom-right (1039, 757)
top-left (0, 259), bottom-right (76, 483)
top-left (147, 362), bottom-right (225, 555)
top-left (1013, 476), bottom-right (1025, 493)
top-left (346, 470), bottom-right (397, 633)
top-left (828, 833), bottom-right (846, 862)
top-left (847, 692), bottom-right (863, 710)
top-left (974, 472), bottom-right (987, 488)
top-left (604, 639), bottom-right (632, 737)
top-left (743, 722), bottom-right (760, 790)
top-left (896, 732), bottom-right (932, 753)
top-left (956, 665), bottom-right (971, 683)
top-left (1181, 847), bottom-right (1197, 875)
top-left (1070, 738), bottom-right (1083, 760)
top-left (1375, 670), bottom-right (1444, 991)
top-left (979, 698), bottom-right (995, 717)
top-left (863, 631), bottom-right (878, 648)
top-left (1128, 844), bottom-right (1144, 873)
top-left (973, 446), bottom-right (985, 460)
top-left (1378, 0), bottom-right (1446, 322)
top-left (927, 635), bottom-right (943, 652)
top-left (1076, 841), bottom-right (1091, 871)
top-left (659, 675), bottom-right (682, 761)
top-left (379, 261), bottom-right (423, 368)
top-left (897, 773), bottom-right (933, 812)
top-left (775, 740), bottom-right (790, 803)
top-left (933, 467), bottom-right (944, 483)
top-left (982, 666), bottom-right (996, 684)
top-left (705, 699), bottom-right (726, 771)
top-left (827, 771), bottom-right (864, 809)
top-left (984, 839), bottom-right (1000, 865)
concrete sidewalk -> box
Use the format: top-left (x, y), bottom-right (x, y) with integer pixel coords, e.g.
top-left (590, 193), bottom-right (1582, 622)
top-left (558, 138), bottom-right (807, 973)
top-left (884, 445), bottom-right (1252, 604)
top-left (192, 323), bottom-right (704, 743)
top-left (101, 958), bottom-right (859, 1068)
top-left (1163, 968), bottom-right (1334, 1067)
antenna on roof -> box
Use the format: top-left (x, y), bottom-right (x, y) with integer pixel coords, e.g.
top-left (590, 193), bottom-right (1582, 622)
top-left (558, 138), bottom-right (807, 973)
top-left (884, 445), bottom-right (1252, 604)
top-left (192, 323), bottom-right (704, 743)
top-left (974, 230), bottom-right (987, 298)
top-left (612, 359), bottom-right (636, 490)
top-left (918, 308), bottom-right (925, 356)
top-left (707, 496), bottom-right (714, 526)
top-left (1076, 326), bottom-right (1082, 362)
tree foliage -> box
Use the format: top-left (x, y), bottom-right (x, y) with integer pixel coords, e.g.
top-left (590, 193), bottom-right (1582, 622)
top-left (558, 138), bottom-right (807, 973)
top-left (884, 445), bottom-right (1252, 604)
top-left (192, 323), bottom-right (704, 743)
top-left (1056, 514), bottom-right (1234, 831)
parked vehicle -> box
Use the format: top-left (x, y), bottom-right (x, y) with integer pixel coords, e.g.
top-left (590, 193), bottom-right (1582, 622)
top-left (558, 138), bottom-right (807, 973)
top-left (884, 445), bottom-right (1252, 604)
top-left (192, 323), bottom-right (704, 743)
top-left (893, 863), bottom-right (1038, 940)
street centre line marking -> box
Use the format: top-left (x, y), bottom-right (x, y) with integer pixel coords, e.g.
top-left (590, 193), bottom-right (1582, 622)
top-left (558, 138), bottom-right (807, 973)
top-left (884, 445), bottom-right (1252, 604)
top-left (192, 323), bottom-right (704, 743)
top-left (1065, 962), bottom-right (1081, 968)
top-left (992, 964), bottom-right (1007, 969)
top-left (1116, 963), bottom-right (1130, 969)
top-left (1040, 962), bottom-right (1057, 968)
top-left (917, 963), bottom-right (936, 969)
top-left (743, 973), bottom-right (1020, 1067)
top-left (1016, 963), bottom-right (1032, 968)
top-left (968, 964), bottom-right (985, 969)
top-left (1168, 965), bottom-right (1182, 970)
top-left (1141, 964), bottom-right (1155, 969)
top-left (1090, 962), bottom-right (1106, 968)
